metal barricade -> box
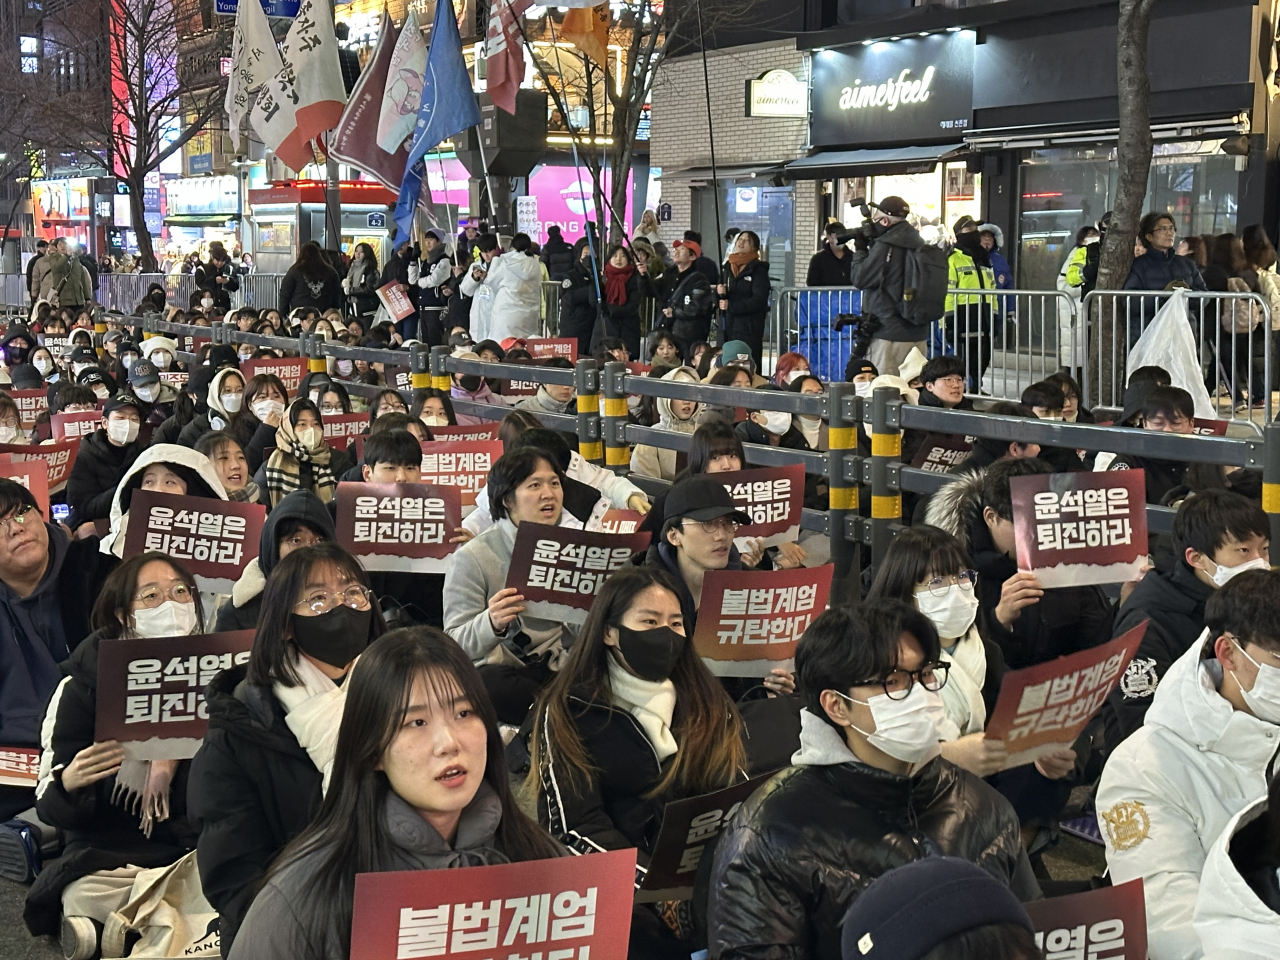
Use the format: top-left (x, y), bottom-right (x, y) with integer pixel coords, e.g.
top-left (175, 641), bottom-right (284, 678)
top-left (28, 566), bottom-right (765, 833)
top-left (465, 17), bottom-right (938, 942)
top-left (1080, 289), bottom-right (1274, 427)
top-left (540, 280), bottom-right (561, 337)
top-left (237, 273), bottom-right (284, 312)
top-left (2, 275), bottom-right (25, 306)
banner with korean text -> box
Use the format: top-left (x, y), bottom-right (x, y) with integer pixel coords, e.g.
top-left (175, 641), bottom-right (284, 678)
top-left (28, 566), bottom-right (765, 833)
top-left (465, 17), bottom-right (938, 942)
top-left (0, 747), bottom-right (40, 787)
top-left (428, 424), bottom-right (500, 443)
top-left (95, 629), bottom-right (256, 760)
top-left (350, 847), bottom-right (636, 960)
top-left (242, 357), bottom-right (307, 395)
top-left (51, 410), bottom-right (101, 441)
top-left (0, 439), bottom-right (78, 492)
top-left (693, 565), bottom-right (833, 677)
top-left (909, 434), bottom-right (972, 473)
top-left (1012, 471), bottom-right (1147, 587)
top-left (717, 464), bottom-right (805, 548)
top-left (599, 509), bottom-right (644, 534)
top-left (323, 412), bottom-right (368, 450)
top-left (8, 389), bottom-right (47, 429)
top-left (1025, 879), bottom-right (1146, 960)
top-left (377, 282), bottom-right (416, 321)
top-left (984, 621), bottom-right (1147, 768)
top-left (419, 440), bottom-right (502, 509)
top-left (504, 524), bottom-right (650, 624)
top-left (335, 481), bottom-right (463, 573)
top-left (0, 458), bottom-right (49, 517)
top-left (526, 338), bottom-right (577, 363)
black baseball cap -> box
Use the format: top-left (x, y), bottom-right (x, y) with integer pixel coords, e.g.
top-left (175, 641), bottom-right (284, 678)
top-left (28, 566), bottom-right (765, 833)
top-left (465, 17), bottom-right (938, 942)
top-left (69, 346), bottom-right (98, 365)
top-left (127, 358), bottom-right (160, 387)
top-left (103, 395), bottom-right (140, 418)
top-left (663, 475), bottom-right (753, 526)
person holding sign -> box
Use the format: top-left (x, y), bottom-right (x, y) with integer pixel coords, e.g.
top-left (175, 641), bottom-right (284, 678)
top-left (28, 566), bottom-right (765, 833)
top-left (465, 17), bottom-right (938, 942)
top-left (24, 554), bottom-right (202, 946)
top-left (530, 566), bottom-right (746, 957)
top-left (189, 542), bottom-right (387, 954)
top-left (230, 626), bottom-right (564, 959)
top-left (1098, 570), bottom-right (1280, 960)
top-left (707, 600), bottom-right (1038, 960)
top-left (99, 444), bottom-right (227, 560)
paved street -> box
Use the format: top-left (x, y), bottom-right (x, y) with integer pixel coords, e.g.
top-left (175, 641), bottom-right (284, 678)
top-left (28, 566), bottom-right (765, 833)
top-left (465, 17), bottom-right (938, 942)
top-left (0, 878), bottom-right (59, 959)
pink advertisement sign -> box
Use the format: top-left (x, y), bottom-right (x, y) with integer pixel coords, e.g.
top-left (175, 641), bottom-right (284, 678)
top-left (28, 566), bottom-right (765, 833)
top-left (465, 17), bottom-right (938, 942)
top-left (522, 165), bottom-right (634, 246)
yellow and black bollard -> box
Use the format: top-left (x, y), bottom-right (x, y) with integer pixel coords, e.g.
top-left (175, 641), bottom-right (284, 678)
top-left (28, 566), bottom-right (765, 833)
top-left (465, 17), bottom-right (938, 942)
top-left (602, 360), bottom-right (631, 476)
top-left (869, 385), bottom-right (903, 572)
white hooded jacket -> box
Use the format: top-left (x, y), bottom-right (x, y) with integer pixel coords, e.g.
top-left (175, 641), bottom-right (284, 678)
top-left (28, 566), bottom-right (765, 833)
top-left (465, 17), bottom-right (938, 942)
top-left (99, 443), bottom-right (229, 559)
top-left (1193, 796), bottom-right (1280, 959)
top-left (629, 366), bottom-right (703, 482)
top-left (470, 250), bottom-right (544, 344)
top-left (1096, 632), bottom-right (1280, 960)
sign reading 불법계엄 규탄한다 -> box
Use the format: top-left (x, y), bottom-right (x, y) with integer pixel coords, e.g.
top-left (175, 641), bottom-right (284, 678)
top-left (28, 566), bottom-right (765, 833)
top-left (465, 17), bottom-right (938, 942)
top-left (335, 481), bottom-right (463, 573)
top-left (526, 338), bottom-right (578, 363)
top-left (418, 440), bottom-right (502, 508)
top-left (51, 409), bottom-right (101, 441)
top-left (241, 357), bottom-right (308, 396)
top-left (323, 412), bottom-right (368, 450)
top-left (503, 524), bottom-right (650, 625)
top-left (427, 424), bottom-right (500, 443)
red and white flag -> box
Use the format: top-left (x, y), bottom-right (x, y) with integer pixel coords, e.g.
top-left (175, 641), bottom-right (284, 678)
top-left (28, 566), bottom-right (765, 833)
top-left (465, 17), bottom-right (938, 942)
top-left (485, 0), bottom-right (532, 114)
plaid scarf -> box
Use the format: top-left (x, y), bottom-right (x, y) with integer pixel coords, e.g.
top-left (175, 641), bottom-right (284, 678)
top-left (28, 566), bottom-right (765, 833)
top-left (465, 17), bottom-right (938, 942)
top-left (264, 410), bottom-right (336, 506)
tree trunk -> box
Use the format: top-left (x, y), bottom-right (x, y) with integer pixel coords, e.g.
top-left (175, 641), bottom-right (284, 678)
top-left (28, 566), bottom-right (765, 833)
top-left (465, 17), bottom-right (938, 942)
top-left (1090, 0), bottom-right (1157, 405)
top-left (129, 179), bottom-right (157, 274)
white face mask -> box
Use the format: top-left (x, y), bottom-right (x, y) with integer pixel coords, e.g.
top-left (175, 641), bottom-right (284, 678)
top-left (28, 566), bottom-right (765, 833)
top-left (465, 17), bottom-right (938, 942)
top-left (1229, 636), bottom-right (1280, 724)
top-left (221, 393), bottom-right (243, 413)
top-left (33, 358), bottom-right (51, 374)
top-left (835, 684), bottom-right (943, 764)
top-left (1209, 556), bottom-right (1270, 588)
top-left (0, 425), bottom-right (18, 443)
top-left (201, 298), bottom-right (214, 310)
top-left (854, 381), bottom-right (874, 398)
top-left (239, 350), bottom-right (254, 362)
top-left (916, 583), bottom-right (980, 641)
top-left (153, 352), bottom-right (172, 370)
top-left (423, 415), bottom-right (449, 427)
top-left (132, 600), bottom-right (199, 639)
top-left (121, 355), bottom-right (135, 370)
top-left (252, 398), bottom-right (285, 421)
top-left (760, 411), bottom-right (792, 436)
top-left (296, 426), bottom-right (323, 449)
top-left (93, 384), bottom-right (109, 399)
top-left (785, 369), bottom-right (809, 384)
top-left (73, 363), bottom-right (92, 377)
top-left (134, 384), bottom-right (158, 403)
top-left (106, 417), bottom-right (140, 444)
top-left (336, 359), bottom-right (353, 376)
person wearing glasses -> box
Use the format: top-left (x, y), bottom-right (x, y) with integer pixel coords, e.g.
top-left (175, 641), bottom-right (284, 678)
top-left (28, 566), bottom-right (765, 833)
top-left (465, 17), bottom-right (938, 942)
top-left (24, 553), bottom-right (202, 952)
top-left (188, 542), bottom-right (386, 956)
top-left (1099, 385), bottom-right (1196, 504)
top-left (707, 599), bottom-right (1038, 960)
top-left (902, 354), bottom-right (974, 470)
top-left (1123, 211), bottom-right (1206, 345)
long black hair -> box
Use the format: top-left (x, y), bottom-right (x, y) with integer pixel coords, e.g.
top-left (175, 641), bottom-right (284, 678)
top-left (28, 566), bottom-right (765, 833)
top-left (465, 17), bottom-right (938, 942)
top-left (865, 525), bottom-right (976, 606)
top-left (687, 419), bottom-right (746, 475)
top-left (265, 627), bottom-right (562, 952)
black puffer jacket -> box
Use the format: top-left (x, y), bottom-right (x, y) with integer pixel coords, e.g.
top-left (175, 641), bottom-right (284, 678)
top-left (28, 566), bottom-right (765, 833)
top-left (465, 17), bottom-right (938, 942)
top-left (558, 260), bottom-right (599, 360)
top-left (720, 260), bottom-right (771, 355)
top-left (278, 264), bottom-right (341, 315)
top-left (707, 713), bottom-right (1039, 960)
top-left (541, 232), bottom-right (575, 282)
top-left (187, 665), bottom-right (324, 954)
top-left (649, 265), bottom-right (714, 346)
top-left (65, 428), bottom-right (147, 524)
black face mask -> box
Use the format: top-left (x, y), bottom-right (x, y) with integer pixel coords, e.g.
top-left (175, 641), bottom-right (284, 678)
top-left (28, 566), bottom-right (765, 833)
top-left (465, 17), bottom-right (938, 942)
top-left (459, 374), bottom-right (483, 393)
top-left (616, 625), bottom-right (686, 683)
top-left (290, 604), bottom-right (373, 668)
top-left (956, 231), bottom-right (984, 254)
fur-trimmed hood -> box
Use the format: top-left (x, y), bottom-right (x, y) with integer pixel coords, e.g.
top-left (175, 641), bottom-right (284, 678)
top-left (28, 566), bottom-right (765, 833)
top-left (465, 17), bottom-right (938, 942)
top-left (923, 467), bottom-right (986, 553)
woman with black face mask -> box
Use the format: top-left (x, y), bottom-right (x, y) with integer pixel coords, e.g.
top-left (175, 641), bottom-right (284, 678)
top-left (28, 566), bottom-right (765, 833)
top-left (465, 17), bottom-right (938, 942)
top-left (187, 542), bottom-right (386, 956)
top-left (528, 565), bottom-right (747, 959)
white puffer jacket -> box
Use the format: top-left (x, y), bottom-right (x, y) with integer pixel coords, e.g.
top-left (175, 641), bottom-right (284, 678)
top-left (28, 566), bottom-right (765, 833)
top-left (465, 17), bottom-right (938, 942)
top-left (1193, 796), bottom-right (1280, 959)
top-left (1096, 632), bottom-right (1280, 960)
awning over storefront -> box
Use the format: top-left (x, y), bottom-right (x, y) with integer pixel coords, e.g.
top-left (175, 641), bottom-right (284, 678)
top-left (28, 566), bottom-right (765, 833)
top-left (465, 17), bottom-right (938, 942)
top-left (658, 163), bottom-right (787, 183)
top-left (784, 144), bottom-right (967, 179)
top-left (163, 214), bottom-right (241, 226)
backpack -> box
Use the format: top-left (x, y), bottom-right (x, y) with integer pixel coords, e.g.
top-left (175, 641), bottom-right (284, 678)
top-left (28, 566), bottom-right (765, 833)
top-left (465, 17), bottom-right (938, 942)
top-left (901, 244), bottom-right (949, 324)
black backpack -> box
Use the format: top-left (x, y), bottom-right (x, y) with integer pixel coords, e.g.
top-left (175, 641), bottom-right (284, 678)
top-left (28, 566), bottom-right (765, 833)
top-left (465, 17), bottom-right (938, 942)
top-left (901, 244), bottom-right (949, 324)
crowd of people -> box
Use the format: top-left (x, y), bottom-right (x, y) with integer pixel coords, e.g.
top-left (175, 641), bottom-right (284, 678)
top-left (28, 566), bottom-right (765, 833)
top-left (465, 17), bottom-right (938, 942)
top-left (0, 217), bottom-right (1278, 960)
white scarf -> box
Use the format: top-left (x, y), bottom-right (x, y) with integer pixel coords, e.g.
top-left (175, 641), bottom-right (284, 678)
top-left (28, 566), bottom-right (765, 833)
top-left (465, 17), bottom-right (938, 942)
top-left (937, 624), bottom-right (988, 740)
top-left (607, 657), bottom-right (678, 762)
top-left (274, 653), bottom-right (357, 793)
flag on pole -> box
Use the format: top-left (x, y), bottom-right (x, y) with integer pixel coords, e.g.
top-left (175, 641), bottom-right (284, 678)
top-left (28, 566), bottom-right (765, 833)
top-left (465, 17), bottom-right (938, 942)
top-left (485, 0), bottom-right (532, 115)
top-left (329, 12), bottom-right (410, 192)
top-left (376, 8), bottom-right (428, 153)
top-left (560, 3), bottom-right (610, 67)
top-left (394, 0), bottom-right (481, 240)
top-left (249, 0), bottom-right (348, 172)
top-left (224, 0), bottom-right (283, 143)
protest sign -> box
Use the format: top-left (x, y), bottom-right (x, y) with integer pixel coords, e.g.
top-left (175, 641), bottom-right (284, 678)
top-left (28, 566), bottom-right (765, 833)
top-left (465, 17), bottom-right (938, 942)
top-left (0, 458), bottom-right (49, 517)
top-left (95, 629), bottom-right (256, 759)
top-left (1192, 418), bottom-right (1229, 436)
top-left (0, 439), bottom-right (77, 491)
top-left (177, 334), bottom-right (210, 355)
top-left (350, 847), bottom-right (636, 960)
top-left (1012, 471), bottom-right (1147, 588)
top-left (323, 412), bottom-right (368, 450)
top-left (1025, 878), bottom-right (1146, 960)
top-left (527, 338), bottom-right (577, 363)
top-left (41, 335), bottom-right (70, 356)
top-left (158, 370), bottom-right (189, 389)
top-left (504, 524), bottom-right (649, 624)
top-left (693, 565), bottom-right (833, 677)
top-left (909, 434), bottom-right (972, 473)
top-left (718, 464), bottom-right (805, 547)
top-left (625, 361), bottom-right (651, 376)
top-left (0, 747), bottom-right (40, 788)
top-left (428, 424), bottom-right (501, 443)
top-left (599, 509), bottom-right (645, 534)
top-left (376, 281), bottom-right (416, 321)
top-left (335, 481), bottom-right (463, 573)
top-left (8, 389), bottom-right (47, 429)
top-left (385, 366), bottom-right (413, 393)
top-left (419, 440), bottom-right (502, 508)
top-left (985, 621), bottom-right (1147, 768)
top-left (637, 776), bottom-right (771, 903)
top-left (499, 358), bottom-right (543, 397)
top-left (51, 409), bottom-right (101, 441)
top-left (241, 357), bottom-right (307, 395)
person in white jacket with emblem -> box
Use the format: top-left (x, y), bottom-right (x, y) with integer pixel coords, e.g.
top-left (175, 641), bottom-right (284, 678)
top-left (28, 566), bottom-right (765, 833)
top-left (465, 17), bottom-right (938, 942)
top-left (1097, 569), bottom-right (1280, 960)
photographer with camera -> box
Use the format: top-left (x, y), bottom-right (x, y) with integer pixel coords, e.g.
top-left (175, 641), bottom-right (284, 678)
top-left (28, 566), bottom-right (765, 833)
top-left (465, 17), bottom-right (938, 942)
top-left (847, 196), bottom-right (928, 378)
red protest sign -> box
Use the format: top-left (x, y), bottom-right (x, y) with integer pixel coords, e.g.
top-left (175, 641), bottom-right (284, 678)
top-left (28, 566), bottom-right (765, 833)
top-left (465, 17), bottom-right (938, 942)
top-left (717, 464), bottom-right (806, 547)
top-left (693, 565), bottom-right (834, 676)
top-left (527, 338), bottom-right (578, 363)
top-left (94, 629), bottom-right (255, 759)
top-left (625, 361), bottom-right (651, 376)
top-left (376, 281), bottom-right (416, 321)
top-left (122, 491), bottom-right (266, 581)
top-left (909, 433), bottom-right (972, 473)
top-left (242, 357), bottom-right (308, 397)
top-left (158, 370), bottom-right (189, 389)
top-left (0, 458), bottom-right (49, 517)
top-left (419, 440), bottom-right (502, 508)
top-left (499, 358), bottom-right (543, 397)
top-left (0, 746), bottom-right (40, 787)
top-left (599, 509), bottom-right (645, 534)
top-left (323, 412), bottom-right (368, 450)
top-left (428, 424), bottom-right (501, 443)
top-left (335, 481), bottom-right (463, 573)
top-left (1192, 418), bottom-right (1229, 436)
top-left (350, 847), bottom-right (636, 960)
top-left (51, 409), bottom-right (101, 441)
top-left (1025, 878), bottom-right (1147, 960)
top-left (1012, 470), bottom-right (1148, 588)
top-left (7, 389), bottom-right (47, 429)
top-left (504, 524), bottom-right (650, 624)
top-left (178, 335), bottom-right (210, 355)
top-left (384, 366), bottom-right (413, 392)
top-left (985, 620), bottom-right (1147, 768)
top-left (0, 438), bottom-right (78, 490)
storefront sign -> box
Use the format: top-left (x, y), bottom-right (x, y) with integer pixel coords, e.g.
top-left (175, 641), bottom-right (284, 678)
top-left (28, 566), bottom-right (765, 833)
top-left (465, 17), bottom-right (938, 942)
top-left (165, 176), bottom-right (239, 216)
top-left (745, 69), bottom-right (807, 118)
top-left (811, 32), bottom-right (974, 147)
top-left (215, 0), bottom-right (300, 17)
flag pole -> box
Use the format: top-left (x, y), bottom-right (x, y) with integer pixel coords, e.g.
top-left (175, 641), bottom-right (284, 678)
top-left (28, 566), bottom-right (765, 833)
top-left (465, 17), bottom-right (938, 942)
top-left (325, 0), bottom-right (343, 258)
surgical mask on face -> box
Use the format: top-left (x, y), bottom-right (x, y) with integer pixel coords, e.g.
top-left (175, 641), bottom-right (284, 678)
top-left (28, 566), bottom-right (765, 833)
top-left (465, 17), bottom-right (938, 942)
top-left (336, 359), bottom-right (353, 376)
top-left (0, 425), bottom-right (17, 443)
top-left (134, 384), bottom-right (158, 403)
top-left (916, 583), bottom-right (980, 641)
top-left (252, 398), bottom-right (285, 421)
top-left (73, 363), bottom-right (92, 377)
top-left (153, 352), bottom-right (172, 370)
top-left (121, 355), bottom-right (135, 370)
top-left (761, 411), bottom-right (792, 436)
top-left (834, 684), bottom-right (943, 764)
top-left (1229, 636), bottom-right (1280, 724)
top-left (107, 418), bottom-right (140, 444)
top-left (132, 600), bottom-right (199, 639)
top-left (33, 357), bottom-right (51, 375)
top-left (221, 393), bottom-right (243, 413)
top-left (296, 426), bottom-right (323, 449)
top-left (854, 381), bottom-right (873, 398)
top-left (201, 298), bottom-right (214, 310)
top-left (423, 415), bottom-right (449, 427)
top-left (239, 350), bottom-right (254, 362)
top-left (1209, 556), bottom-right (1270, 587)
top-left (785, 369), bottom-right (809, 384)
top-left (93, 385), bottom-right (109, 400)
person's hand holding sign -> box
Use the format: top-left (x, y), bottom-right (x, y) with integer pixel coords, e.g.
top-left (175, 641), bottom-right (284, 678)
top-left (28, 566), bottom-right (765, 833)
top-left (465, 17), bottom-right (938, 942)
top-left (940, 734), bottom-right (1008, 777)
top-left (773, 541), bottom-right (808, 570)
top-left (450, 527), bottom-right (474, 545)
top-left (1034, 747), bottom-right (1077, 780)
top-left (738, 537), bottom-right (766, 569)
top-left (995, 571), bottom-right (1044, 629)
top-left (627, 495), bottom-right (650, 514)
top-left (488, 587), bottom-right (526, 633)
top-left (60, 740), bottom-right (125, 792)
top-left (762, 668), bottom-right (796, 697)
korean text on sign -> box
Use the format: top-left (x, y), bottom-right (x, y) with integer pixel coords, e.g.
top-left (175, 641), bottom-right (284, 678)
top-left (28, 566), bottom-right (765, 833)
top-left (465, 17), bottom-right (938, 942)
top-left (715, 583), bottom-right (819, 647)
top-left (51, 410), bottom-right (101, 441)
top-left (718, 464), bottom-right (805, 543)
top-left (242, 358), bottom-right (307, 394)
top-left (505, 525), bottom-right (651, 618)
top-left (525, 540), bottom-right (633, 598)
top-left (353, 495), bottom-right (448, 547)
top-left (9, 389), bottom-right (47, 428)
top-left (1006, 652), bottom-right (1127, 745)
top-left (143, 507), bottom-right (248, 567)
top-left (396, 887), bottom-right (599, 958)
top-left (123, 651), bottom-right (251, 727)
top-left (1032, 487), bottom-right (1133, 552)
top-left (1025, 878), bottom-right (1147, 960)
top-left (1035, 919), bottom-right (1127, 960)
top-left (0, 747), bottom-right (40, 787)
top-left (419, 441), bottom-right (501, 507)
top-left (0, 438), bottom-right (78, 489)
top-left (336, 482), bottom-right (464, 572)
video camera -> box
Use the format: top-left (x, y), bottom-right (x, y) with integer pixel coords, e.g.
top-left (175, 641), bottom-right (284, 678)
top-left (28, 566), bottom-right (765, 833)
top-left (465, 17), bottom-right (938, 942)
top-left (833, 198), bottom-right (880, 247)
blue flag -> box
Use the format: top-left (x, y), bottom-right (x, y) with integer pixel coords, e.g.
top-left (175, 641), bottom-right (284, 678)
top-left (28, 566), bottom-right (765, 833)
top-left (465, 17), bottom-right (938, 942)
top-left (394, 0), bottom-right (481, 240)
